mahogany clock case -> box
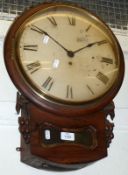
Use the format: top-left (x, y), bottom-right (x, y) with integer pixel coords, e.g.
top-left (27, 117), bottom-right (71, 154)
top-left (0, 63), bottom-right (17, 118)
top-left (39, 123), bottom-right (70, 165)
top-left (3, 1), bottom-right (125, 170)
top-left (17, 94), bottom-right (116, 170)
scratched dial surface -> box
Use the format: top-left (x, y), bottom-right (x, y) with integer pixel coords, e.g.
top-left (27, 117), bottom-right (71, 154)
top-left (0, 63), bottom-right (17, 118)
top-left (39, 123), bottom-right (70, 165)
top-left (17, 4), bottom-right (120, 103)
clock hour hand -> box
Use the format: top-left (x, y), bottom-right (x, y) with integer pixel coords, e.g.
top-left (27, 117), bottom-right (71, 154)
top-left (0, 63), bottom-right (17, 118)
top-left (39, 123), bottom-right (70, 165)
top-left (73, 40), bottom-right (107, 54)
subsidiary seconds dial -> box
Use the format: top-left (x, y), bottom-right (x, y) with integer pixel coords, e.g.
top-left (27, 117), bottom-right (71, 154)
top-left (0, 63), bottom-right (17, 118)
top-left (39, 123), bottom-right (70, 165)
top-left (17, 5), bottom-right (119, 104)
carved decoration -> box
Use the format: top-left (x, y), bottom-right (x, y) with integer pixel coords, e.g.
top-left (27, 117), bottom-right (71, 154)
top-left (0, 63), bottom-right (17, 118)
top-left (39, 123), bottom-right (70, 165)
top-left (104, 102), bottom-right (115, 147)
top-left (18, 117), bottom-right (31, 144)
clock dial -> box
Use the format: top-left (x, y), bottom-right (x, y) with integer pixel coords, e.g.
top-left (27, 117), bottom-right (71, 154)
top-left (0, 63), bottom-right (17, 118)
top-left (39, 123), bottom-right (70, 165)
top-left (16, 5), bottom-right (120, 104)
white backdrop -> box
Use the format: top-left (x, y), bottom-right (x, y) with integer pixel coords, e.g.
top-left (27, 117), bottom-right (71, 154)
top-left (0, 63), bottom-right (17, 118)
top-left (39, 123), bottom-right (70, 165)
top-left (0, 20), bottom-right (128, 175)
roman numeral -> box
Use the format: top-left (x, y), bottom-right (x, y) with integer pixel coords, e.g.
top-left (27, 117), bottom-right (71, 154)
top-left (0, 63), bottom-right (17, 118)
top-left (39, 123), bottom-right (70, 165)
top-left (26, 61), bottom-right (41, 74)
top-left (66, 85), bottom-right (73, 99)
top-left (23, 45), bottom-right (38, 51)
top-left (68, 17), bottom-right (76, 26)
top-left (86, 25), bottom-right (91, 32)
top-left (42, 76), bottom-right (54, 91)
top-left (97, 40), bottom-right (108, 46)
top-left (96, 72), bottom-right (109, 85)
top-left (47, 16), bottom-right (57, 26)
top-left (86, 85), bottom-right (95, 95)
top-left (115, 59), bottom-right (119, 66)
top-left (101, 57), bottom-right (113, 64)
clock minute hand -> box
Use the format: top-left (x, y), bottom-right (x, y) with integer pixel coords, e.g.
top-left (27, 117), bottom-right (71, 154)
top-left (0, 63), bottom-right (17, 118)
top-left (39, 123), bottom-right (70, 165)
top-left (45, 31), bottom-right (75, 57)
top-left (31, 25), bottom-right (76, 57)
top-left (73, 40), bottom-right (107, 54)
top-left (44, 31), bottom-right (69, 52)
top-left (31, 25), bottom-right (69, 53)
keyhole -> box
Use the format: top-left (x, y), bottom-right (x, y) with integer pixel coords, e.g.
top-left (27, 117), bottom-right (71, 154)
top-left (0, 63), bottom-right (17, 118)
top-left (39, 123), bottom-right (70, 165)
top-left (68, 61), bottom-right (73, 65)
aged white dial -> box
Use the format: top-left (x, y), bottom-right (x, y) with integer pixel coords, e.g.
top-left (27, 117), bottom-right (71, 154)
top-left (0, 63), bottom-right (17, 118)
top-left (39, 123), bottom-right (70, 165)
top-left (17, 5), bottom-right (119, 103)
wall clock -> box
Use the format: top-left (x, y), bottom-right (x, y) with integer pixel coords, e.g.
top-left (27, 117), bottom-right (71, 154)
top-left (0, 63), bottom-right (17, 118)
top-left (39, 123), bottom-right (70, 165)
top-left (4, 2), bottom-right (124, 170)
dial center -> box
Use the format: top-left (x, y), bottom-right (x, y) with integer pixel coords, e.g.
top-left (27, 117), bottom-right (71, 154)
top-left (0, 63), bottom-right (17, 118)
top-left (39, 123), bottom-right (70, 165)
top-left (67, 50), bottom-right (74, 58)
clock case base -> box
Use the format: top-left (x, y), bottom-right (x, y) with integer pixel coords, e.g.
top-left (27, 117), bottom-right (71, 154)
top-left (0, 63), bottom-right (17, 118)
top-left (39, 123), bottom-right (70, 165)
top-left (16, 92), bottom-right (115, 170)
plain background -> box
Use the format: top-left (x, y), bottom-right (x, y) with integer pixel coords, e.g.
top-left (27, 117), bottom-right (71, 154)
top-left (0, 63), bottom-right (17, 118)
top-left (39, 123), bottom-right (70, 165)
top-left (0, 19), bottom-right (128, 175)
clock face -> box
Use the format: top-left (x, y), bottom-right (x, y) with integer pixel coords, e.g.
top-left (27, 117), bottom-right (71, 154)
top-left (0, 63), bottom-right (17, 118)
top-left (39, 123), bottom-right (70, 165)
top-left (15, 4), bottom-right (120, 104)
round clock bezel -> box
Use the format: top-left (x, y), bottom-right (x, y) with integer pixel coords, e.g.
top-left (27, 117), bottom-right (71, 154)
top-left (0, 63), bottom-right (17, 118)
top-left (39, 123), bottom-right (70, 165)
top-left (4, 2), bottom-right (124, 116)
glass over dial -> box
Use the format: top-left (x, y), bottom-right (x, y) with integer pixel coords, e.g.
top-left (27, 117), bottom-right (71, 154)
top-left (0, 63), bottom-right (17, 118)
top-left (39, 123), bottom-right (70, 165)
top-left (16, 4), bottom-right (120, 104)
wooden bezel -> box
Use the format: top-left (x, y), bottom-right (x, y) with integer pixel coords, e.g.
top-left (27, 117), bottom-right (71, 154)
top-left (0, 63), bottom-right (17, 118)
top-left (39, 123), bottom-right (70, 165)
top-left (4, 2), bottom-right (124, 117)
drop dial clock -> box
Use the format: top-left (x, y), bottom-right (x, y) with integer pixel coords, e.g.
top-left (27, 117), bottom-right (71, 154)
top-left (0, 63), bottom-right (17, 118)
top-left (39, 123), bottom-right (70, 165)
top-left (4, 2), bottom-right (124, 170)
